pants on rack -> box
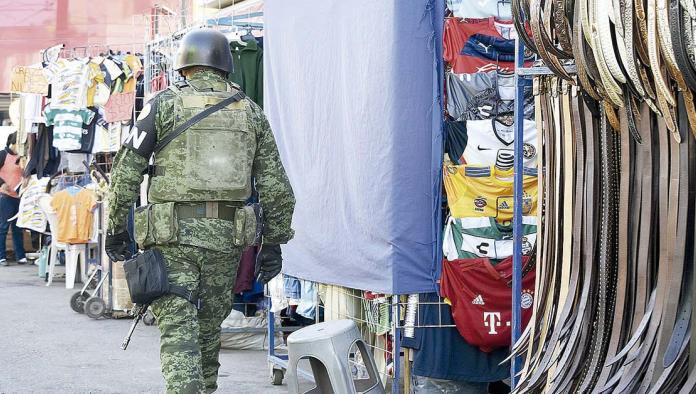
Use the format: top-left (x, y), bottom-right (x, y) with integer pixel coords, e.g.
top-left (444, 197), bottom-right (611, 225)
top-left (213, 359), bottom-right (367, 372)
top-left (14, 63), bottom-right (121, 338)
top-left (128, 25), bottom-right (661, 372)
top-left (0, 194), bottom-right (25, 260)
top-left (150, 244), bottom-right (241, 394)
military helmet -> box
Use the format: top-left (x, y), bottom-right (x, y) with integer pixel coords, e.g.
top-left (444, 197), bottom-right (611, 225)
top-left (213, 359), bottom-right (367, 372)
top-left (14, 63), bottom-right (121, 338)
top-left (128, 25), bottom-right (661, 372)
top-left (174, 28), bottom-right (234, 74)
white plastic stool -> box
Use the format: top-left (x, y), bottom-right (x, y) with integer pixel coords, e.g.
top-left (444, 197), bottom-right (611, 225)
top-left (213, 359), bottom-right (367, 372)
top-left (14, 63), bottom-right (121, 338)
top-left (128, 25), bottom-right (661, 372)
top-left (287, 320), bottom-right (385, 394)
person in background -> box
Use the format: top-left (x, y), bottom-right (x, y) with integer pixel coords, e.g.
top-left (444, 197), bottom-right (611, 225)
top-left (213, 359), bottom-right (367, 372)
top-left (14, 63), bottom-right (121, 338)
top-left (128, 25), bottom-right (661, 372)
top-left (0, 132), bottom-right (26, 266)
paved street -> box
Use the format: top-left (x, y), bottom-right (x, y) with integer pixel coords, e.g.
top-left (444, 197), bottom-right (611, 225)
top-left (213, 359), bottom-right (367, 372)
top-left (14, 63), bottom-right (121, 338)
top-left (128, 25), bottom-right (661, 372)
top-left (0, 264), bottom-right (291, 393)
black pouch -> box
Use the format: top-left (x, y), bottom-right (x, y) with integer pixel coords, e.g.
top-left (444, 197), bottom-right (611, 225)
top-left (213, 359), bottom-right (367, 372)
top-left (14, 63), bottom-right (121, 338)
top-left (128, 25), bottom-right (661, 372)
top-left (123, 249), bottom-right (169, 305)
top-left (123, 249), bottom-right (202, 308)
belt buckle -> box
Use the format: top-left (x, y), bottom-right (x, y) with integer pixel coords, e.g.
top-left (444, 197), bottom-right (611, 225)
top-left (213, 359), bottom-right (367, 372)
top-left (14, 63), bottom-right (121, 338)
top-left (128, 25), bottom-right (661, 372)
top-left (205, 202), bottom-right (218, 219)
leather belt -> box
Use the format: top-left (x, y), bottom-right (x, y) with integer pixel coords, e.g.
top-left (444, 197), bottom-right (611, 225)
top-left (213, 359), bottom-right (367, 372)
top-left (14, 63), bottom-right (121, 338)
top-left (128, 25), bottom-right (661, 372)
top-left (509, 0), bottom-right (696, 390)
top-left (175, 202), bottom-right (240, 221)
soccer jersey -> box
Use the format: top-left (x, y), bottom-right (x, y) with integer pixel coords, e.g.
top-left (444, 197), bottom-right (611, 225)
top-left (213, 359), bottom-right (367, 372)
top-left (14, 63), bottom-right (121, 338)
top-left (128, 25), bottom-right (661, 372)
top-left (444, 17), bottom-right (532, 73)
top-left (446, 71), bottom-right (534, 121)
top-left (440, 255), bottom-right (535, 352)
top-left (443, 216), bottom-right (537, 262)
top-left (44, 107), bottom-right (95, 151)
top-left (443, 165), bottom-right (538, 221)
top-left (461, 119), bottom-right (538, 170)
top-left (401, 292), bottom-right (510, 382)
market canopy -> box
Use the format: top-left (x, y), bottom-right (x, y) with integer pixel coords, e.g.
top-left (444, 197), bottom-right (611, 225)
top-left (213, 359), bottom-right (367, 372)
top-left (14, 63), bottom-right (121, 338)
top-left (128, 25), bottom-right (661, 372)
top-left (265, 0), bottom-right (445, 294)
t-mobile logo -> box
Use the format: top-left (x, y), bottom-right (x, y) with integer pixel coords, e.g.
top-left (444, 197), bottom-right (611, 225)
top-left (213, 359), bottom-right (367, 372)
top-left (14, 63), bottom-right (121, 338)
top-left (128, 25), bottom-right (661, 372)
top-left (483, 312), bottom-right (502, 334)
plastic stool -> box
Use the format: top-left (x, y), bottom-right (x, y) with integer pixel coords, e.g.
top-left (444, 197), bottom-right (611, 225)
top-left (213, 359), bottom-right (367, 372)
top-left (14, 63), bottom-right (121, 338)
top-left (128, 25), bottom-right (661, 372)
top-left (287, 319), bottom-right (385, 394)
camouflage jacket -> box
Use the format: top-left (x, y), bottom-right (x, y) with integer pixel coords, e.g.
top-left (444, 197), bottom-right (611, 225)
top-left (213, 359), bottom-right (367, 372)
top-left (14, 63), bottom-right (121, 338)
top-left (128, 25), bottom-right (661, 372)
top-left (107, 69), bottom-right (295, 250)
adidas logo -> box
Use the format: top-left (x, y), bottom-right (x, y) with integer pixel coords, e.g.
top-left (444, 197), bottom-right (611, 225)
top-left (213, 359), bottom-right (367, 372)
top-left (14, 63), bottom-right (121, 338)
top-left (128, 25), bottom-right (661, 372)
top-left (499, 201), bottom-right (511, 210)
top-left (472, 294), bottom-right (485, 305)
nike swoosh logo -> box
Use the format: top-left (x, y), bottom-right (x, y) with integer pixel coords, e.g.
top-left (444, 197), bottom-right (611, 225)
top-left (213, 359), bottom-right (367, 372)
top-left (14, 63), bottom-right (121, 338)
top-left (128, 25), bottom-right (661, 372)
top-left (477, 146), bottom-right (492, 151)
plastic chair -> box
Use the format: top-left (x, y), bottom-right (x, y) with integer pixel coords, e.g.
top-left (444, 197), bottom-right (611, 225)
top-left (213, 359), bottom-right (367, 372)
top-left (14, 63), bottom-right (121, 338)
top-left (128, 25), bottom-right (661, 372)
top-left (38, 194), bottom-right (90, 289)
top-left (286, 320), bottom-right (385, 394)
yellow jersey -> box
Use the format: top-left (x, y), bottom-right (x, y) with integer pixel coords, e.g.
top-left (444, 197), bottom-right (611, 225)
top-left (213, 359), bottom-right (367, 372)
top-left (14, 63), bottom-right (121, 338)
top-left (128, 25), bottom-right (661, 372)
top-left (444, 165), bottom-right (538, 221)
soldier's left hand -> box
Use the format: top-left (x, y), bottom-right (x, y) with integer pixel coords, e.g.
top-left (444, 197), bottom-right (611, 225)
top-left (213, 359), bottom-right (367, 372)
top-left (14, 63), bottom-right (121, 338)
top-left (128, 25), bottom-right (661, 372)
top-left (105, 230), bottom-right (134, 261)
top-left (255, 244), bottom-right (282, 284)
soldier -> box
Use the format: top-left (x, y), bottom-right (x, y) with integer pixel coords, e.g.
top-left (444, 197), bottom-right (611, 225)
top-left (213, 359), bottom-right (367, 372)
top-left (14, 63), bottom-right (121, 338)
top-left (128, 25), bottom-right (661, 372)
top-left (105, 28), bottom-right (295, 393)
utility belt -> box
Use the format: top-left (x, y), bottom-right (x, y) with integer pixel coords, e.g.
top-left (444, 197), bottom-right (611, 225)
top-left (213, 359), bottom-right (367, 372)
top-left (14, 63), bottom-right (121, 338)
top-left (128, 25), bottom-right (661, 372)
top-left (134, 201), bottom-right (263, 249)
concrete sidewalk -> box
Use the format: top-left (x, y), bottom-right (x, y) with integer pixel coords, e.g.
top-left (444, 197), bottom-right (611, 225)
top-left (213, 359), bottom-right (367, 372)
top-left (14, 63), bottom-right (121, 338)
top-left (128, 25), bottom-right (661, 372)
top-left (0, 264), bottom-right (289, 393)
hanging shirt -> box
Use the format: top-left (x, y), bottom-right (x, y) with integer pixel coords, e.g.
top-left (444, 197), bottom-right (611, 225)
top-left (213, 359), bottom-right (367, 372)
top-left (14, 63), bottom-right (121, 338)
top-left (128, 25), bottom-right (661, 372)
top-left (446, 71), bottom-right (534, 121)
top-left (445, 121), bottom-right (468, 163)
top-left (50, 187), bottom-right (97, 244)
top-left (440, 255), bottom-right (535, 352)
top-left (444, 17), bottom-right (527, 73)
top-left (401, 292), bottom-right (511, 382)
top-left (86, 62), bottom-right (105, 107)
top-left (15, 176), bottom-right (50, 232)
top-left (443, 165), bottom-right (538, 221)
top-left (461, 118), bottom-right (538, 169)
top-left (229, 39), bottom-right (264, 107)
top-left (44, 106), bottom-right (95, 151)
top-left (123, 54), bottom-right (143, 93)
top-left (67, 107), bottom-right (98, 154)
top-left (43, 59), bottom-right (95, 108)
top-left (102, 58), bottom-right (123, 81)
top-left (443, 216), bottom-right (537, 261)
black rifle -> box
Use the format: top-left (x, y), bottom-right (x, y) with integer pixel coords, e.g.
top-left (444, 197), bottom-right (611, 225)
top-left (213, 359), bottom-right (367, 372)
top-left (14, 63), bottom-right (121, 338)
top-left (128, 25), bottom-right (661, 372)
top-left (121, 303), bottom-right (149, 350)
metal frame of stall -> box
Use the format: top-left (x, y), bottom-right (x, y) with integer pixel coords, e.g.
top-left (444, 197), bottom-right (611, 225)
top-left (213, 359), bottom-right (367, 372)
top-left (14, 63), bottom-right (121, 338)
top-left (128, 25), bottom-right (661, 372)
top-left (263, 20), bottom-right (553, 394)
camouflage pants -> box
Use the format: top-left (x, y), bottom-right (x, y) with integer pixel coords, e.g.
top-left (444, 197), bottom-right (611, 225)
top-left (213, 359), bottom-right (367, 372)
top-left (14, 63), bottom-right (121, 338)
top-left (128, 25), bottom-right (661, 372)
top-left (150, 244), bottom-right (241, 394)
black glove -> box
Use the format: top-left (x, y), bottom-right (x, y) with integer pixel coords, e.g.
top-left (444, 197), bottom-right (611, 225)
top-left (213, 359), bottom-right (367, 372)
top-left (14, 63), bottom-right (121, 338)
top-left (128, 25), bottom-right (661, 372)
top-left (105, 230), bottom-right (134, 261)
top-left (255, 244), bottom-right (282, 284)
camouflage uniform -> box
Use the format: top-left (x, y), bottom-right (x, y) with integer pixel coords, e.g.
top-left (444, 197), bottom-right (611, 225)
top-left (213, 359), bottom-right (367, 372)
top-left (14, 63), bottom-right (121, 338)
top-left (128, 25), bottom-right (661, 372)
top-left (107, 69), bottom-right (295, 393)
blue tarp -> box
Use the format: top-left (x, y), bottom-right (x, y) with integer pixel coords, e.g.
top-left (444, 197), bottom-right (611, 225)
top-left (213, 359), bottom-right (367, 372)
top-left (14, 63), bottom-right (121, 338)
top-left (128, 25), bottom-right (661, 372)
top-left (264, 0), bottom-right (445, 294)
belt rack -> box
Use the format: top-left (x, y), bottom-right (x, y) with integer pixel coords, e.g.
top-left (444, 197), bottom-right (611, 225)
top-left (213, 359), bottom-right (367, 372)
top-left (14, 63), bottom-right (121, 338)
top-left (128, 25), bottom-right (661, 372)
top-left (511, 40), bottom-right (577, 387)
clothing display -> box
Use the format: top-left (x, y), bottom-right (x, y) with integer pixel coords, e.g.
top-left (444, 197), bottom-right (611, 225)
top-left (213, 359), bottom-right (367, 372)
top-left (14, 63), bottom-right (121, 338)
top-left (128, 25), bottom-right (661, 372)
top-left (402, 293), bottom-right (510, 382)
top-left (43, 58), bottom-right (95, 108)
top-left (439, 5), bottom-right (539, 387)
top-left (14, 176), bottom-right (49, 233)
top-left (443, 165), bottom-right (538, 220)
top-left (445, 121), bottom-right (468, 164)
top-left (44, 106), bottom-right (95, 151)
top-left (442, 216), bottom-right (537, 261)
top-left (446, 71), bottom-right (534, 121)
top-left (23, 124), bottom-right (61, 178)
top-left (229, 39), bottom-right (264, 107)
top-left (440, 255), bottom-right (534, 352)
top-left (49, 187), bottom-right (97, 244)
top-left (443, 17), bottom-right (527, 74)
top-left (460, 118), bottom-right (537, 169)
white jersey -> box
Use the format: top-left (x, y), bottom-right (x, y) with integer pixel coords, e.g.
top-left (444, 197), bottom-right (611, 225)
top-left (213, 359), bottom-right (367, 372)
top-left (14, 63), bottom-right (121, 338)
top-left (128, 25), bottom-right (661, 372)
top-left (461, 119), bottom-right (538, 170)
top-left (443, 216), bottom-right (538, 261)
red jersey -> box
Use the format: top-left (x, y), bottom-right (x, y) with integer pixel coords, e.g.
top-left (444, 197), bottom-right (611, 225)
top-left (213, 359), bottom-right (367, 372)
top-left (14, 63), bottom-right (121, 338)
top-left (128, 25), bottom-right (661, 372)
top-left (443, 17), bottom-right (532, 73)
top-left (440, 255), bottom-right (535, 352)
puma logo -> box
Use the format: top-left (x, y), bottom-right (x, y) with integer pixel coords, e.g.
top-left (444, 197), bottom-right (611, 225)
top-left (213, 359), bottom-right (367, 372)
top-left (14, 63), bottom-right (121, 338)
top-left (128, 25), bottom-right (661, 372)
top-left (477, 42), bottom-right (492, 53)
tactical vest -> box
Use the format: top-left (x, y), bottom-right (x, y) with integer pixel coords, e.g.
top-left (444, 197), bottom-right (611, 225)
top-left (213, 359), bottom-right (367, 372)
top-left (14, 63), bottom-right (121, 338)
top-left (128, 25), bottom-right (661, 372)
top-left (148, 83), bottom-right (256, 203)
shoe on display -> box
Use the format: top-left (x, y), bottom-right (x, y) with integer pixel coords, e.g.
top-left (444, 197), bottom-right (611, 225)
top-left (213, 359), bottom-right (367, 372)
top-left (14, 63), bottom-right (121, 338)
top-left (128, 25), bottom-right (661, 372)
top-left (17, 258), bottom-right (27, 265)
top-left (0, 259), bottom-right (7, 266)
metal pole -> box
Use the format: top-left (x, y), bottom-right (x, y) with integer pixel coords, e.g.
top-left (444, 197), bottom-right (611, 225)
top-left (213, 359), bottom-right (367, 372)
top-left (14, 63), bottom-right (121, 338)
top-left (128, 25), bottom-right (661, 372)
top-left (392, 297), bottom-right (402, 394)
top-left (511, 35), bottom-right (526, 387)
